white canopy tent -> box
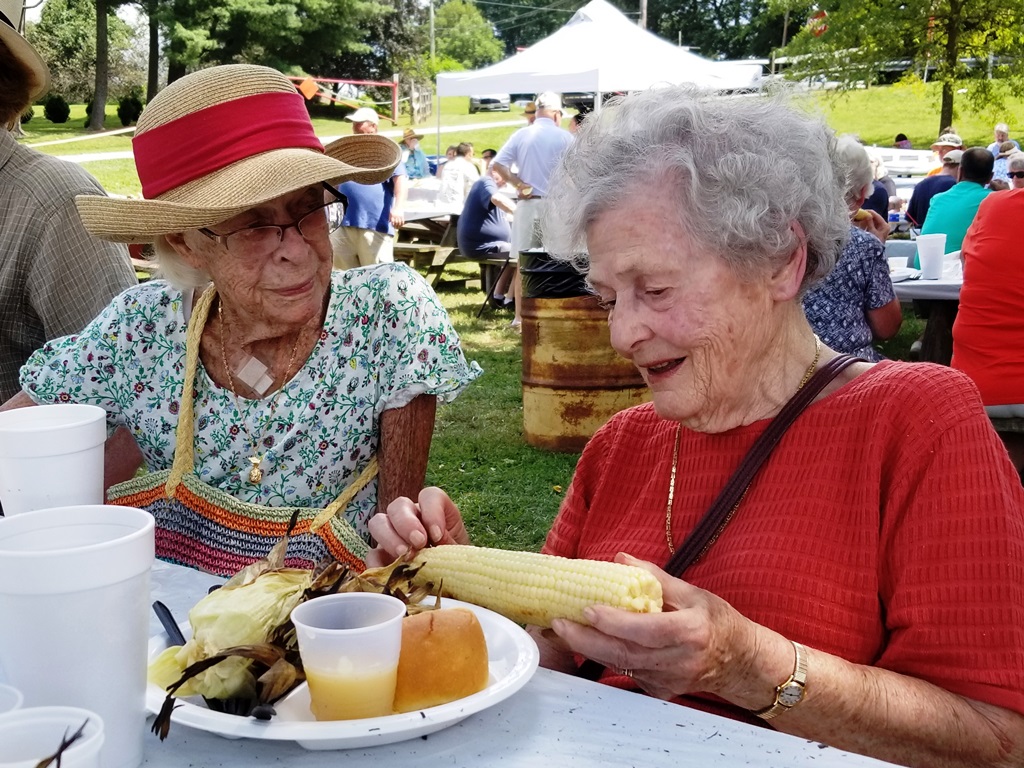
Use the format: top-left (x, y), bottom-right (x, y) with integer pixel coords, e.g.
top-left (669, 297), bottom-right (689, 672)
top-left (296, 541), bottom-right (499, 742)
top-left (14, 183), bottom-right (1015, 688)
top-left (435, 0), bottom-right (762, 100)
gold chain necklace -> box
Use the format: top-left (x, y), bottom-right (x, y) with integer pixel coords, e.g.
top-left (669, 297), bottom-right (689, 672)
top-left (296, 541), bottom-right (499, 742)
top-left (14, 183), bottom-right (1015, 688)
top-left (664, 335), bottom-right (822, 554)
top-left (217, 300), bottom-right (304, 484)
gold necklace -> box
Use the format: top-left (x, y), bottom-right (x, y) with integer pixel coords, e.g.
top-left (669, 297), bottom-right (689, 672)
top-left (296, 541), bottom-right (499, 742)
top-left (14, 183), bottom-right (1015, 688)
top-left (217, 300), bottom-right (303, 484)
top-left (664, 334), bottom-right (822, 554)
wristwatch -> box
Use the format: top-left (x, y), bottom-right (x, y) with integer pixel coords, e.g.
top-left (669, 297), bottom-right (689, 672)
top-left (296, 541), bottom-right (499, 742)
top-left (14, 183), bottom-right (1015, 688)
top-left (753, 641), bottom-right (808, 721)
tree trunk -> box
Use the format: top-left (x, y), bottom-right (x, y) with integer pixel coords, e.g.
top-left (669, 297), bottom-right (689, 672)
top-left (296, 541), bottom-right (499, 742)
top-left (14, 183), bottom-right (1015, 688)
top-left (89, 0), bottom-right (109, 132)
top-left (940, 82), bottom-right (954, 136)
top-left (146, 0), bottom-right (159, 102)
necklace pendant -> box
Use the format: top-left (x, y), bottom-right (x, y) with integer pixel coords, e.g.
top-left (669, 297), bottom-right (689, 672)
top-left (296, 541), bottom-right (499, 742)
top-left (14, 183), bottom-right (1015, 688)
top-left (248, 456), bottom-right (263, 484)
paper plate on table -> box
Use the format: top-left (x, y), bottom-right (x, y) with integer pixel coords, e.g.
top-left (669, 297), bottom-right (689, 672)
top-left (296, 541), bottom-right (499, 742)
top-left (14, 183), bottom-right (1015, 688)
top-left (145, 599), bottom-right (539, 750)
top-left (889, 267), bottom-right (918, 283)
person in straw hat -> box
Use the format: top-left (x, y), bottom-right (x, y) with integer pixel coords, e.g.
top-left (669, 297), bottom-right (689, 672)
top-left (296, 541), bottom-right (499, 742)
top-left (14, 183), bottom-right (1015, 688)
top-left (0, 0), bottom-right (136, 404)
top-left (399, 126), bottom-right (428, 180)
top-left (1, 64), bottom-right (480, 576)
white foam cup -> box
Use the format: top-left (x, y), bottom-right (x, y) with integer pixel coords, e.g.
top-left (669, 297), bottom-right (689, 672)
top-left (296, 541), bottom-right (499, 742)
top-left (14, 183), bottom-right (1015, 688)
top-left (0, 706), bottom-right (104, 768)
top-left (0, 404), bottom-right (107, 515)
top-left (0, 506), bottom-right (154, 768)
top-left (916, 233), bottom-right (947, 279)
top-left (0, 683), bottom-right (23, 716)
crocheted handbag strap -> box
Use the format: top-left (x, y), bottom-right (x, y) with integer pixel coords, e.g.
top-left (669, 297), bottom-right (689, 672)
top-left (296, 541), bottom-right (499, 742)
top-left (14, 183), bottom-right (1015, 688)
top-left (163, 285), bottom-right (378, 517)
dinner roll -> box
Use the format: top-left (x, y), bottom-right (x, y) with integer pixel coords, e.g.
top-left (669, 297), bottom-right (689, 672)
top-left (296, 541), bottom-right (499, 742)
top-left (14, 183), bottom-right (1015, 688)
top-left (393, 608), bottom-right (489, 712)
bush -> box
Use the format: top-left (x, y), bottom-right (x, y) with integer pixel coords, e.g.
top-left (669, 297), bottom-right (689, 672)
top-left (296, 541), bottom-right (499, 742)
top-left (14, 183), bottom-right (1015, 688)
top-left (43, 95), bottom-right (70, 124)
top-left (20, 107), bottom-right (33, 125)
top-left (117, 94), bottom-right (143, 126)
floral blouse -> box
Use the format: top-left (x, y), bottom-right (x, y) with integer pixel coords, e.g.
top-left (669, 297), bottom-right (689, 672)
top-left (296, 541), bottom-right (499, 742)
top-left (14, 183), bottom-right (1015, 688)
top-left (802, 227), bottom-right (895, 363)
top-left (20, 264), bottom-right (481, 533)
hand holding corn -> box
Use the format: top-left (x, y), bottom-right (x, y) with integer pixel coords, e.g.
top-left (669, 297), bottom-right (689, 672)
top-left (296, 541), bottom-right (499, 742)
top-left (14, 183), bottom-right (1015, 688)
top-left (408, 545), bottom-right (663, 628)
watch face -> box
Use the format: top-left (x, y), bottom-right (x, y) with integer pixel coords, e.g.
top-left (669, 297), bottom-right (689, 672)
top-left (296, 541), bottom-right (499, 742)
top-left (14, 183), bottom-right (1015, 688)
top-left (778, 681), bottom-right (805, 707)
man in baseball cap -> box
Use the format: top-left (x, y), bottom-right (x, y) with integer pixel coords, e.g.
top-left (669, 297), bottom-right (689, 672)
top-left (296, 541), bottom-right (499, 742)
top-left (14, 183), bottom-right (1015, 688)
top-left (0, 0), bottom-right (136, 402)
top-left (926, 132), bottom-right (963, 176)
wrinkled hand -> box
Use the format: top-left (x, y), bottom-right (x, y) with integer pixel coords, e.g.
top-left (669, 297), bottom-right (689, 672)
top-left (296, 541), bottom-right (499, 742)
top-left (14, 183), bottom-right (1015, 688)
top-left (549, 554), bottom-right (762, 702)
top-left (365, 486), bottom-right (470, 567)
top-left (853, 209), bottom-right (889, 243)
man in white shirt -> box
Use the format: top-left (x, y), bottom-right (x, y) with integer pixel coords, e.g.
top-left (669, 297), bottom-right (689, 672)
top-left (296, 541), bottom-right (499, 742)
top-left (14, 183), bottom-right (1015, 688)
top-left (491, 92), bottom-right (574, 329)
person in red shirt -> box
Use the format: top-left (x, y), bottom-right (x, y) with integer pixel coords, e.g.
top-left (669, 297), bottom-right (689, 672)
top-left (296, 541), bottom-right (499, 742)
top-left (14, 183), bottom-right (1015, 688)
top-left (951, 187), bottom-right (1024, 470)
top-left (368, 90), bottom-right (1024, 767)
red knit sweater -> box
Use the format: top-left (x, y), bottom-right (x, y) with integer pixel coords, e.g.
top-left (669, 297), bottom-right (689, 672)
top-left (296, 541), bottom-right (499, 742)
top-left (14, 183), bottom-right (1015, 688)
top-left (544, 360), bottom-right (1024, 717)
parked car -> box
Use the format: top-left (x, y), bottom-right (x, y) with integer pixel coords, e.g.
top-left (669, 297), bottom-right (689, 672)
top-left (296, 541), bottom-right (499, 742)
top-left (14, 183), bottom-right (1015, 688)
top-left (469, 94), bottom-right (510, 113)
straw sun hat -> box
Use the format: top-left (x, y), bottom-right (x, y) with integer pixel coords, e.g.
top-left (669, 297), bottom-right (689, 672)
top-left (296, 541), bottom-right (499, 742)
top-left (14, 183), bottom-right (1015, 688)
top-left (0, 0), bottom-right (50, 102)
top-left (76, 64), bottom-right (401, 243)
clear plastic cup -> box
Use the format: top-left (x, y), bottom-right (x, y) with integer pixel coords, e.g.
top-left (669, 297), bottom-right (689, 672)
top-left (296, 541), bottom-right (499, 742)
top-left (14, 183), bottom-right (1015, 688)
top-left (0, 404), bottom-right (106, 515)
top-left (0, 506), bottom-right (154, 768)
top-left (291, 593), bottom-right (406, 721)
top-left (0, 706), bottom-right (104, 768)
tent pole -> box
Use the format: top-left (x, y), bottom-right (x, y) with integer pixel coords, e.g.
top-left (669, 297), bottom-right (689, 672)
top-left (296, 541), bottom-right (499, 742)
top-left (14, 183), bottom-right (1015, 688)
top-left (436, 88), bottom-right (442, 167)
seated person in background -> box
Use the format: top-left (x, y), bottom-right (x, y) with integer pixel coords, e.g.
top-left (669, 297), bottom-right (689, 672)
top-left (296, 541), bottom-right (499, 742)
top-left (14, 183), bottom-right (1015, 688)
top-left (434, 145), bottom-right (457, 178)
top-left (906, 149), bottom-right (960, 227)
top-left (399, 128), bottom-right (429, 180)
top-left (986, 122), bottom-right (1020, 157)
top-left (481, 148), bottom-right (497, 164)
top-left (457, 166), bottom-right (518, 320)
top-left (1009, 152), bottom-right (1024, 189)
top-left (860, 178), bottom-right (889, 218)
top-left (804, 136), bottom-right (901, 361)
top-left (918, 147), bottom-right (993, 264)
top-left (926, 132), bottom-right (963, 175)
top-left (991, 140), bottom-right (1017, 184)
top-left (893, 132), bottom-right (913, 149)
top-left (369, 86), bottom-right (1024, 768)
top-left (952, 186), bottom-right (1024, 473)
top-left (436, 142), bottom-right (480, 209)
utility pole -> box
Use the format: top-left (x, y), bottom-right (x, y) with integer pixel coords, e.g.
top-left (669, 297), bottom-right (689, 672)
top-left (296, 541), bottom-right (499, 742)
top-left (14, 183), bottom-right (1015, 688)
top-left (430, 0), bottom-right (436, 59)
top-left (639, 0), bottom-right (647, 29)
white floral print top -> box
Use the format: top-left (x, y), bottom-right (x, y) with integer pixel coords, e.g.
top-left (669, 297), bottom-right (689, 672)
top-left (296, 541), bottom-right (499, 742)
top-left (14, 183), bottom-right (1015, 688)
top-left (20, 264), bottom-right (481, 533)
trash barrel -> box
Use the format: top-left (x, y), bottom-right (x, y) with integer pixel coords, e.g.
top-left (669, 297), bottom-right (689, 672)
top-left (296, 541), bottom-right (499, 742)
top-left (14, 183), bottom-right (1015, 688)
top-left (519, 250), bottom-right (649, 452)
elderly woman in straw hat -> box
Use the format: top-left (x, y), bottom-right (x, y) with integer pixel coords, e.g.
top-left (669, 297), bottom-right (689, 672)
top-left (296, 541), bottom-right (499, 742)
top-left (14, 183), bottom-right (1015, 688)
top-left (368, 88), bottom-right (1024, 766)
top-left (1, 64), bottom-right (480, 576)
top-left (400, 127), bottom-right (429, 180)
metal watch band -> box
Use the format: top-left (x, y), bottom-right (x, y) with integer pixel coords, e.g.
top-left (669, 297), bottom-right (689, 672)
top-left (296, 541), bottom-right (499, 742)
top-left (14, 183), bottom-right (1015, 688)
top-left (753, 640), bottom-right (808, 721)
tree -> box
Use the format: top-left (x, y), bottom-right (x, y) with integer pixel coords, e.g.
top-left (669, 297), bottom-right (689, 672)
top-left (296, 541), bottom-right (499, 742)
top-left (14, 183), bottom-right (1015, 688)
top-left (435, 0), bottom-right (503, 69)
top-left (157, 0), bottom-right (388, 82)
top-left (649, 0), bottom-right (808, 59)
top-left (480, 0), bottom-right (577, 55)
top-left (777, 0), bottom-right (1024, 134)
top-left (27, 0), bottom-right (142, 104)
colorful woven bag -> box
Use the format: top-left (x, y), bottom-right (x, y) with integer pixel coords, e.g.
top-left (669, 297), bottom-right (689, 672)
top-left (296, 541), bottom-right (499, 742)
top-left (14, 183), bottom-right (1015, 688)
top-left (107, 286), bottom-right (376, 576)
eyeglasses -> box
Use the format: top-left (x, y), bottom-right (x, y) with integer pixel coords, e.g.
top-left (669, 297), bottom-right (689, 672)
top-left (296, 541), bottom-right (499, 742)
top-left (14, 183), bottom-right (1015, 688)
top-left (1008, 171), bottom-right (1024, 179)
top-left (200, 191), bottom-right (342, 258)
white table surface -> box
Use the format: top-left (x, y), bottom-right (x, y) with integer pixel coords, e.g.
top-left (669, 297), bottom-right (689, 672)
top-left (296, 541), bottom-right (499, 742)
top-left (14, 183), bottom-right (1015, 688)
top-left (891, 260), bottom-right (962, 301)
top-left (144, 561), bottom-right (894, 767)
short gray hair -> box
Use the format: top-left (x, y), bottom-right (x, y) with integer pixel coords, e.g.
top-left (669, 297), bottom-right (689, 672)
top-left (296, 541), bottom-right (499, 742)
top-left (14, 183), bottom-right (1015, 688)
top-left (835, 135), bottom-right (874, 206)
top-left (152, 236), bottom-right (211, 291)
top-left (1009, 152), bottom-right (1024, 172)
top-left (542, 88), bottom-right (849, 291)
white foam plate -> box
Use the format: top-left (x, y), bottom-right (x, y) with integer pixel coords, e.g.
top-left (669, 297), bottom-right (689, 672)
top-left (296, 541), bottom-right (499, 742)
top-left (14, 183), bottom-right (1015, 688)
top-left (146, 599), bottom-right (539, 750)
top-left (889, 267), bottom-right (918, 283)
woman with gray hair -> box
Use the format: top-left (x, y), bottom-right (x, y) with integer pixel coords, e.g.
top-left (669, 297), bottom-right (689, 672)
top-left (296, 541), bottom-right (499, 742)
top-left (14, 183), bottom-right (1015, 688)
top-left (802, 136), bottom-right (901, 360)
top-left (368, 88), bottom-right (1024, 767)
top-left (1008, 152), bottom-right (1024, 189)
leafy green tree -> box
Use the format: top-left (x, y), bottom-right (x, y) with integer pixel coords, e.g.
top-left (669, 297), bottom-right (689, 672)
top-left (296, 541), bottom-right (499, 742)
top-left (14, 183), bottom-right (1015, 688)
top-left (27, 0), bottom-right (142, 105)
top-left (649, 0), bottom-right (807, 59)
top-left (435, 0), bottom-right (503, 69)
top-left (157, 0), bottom-right (388, 82)
top-left (777, 0), bottom-right (1024, 134)
top-left (479, 0), bottom-right (577, 55)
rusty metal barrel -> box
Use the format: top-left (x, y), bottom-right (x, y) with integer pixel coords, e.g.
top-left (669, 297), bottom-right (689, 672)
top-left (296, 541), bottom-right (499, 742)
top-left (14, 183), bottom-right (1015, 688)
top-left (520, 251), bottom-right (649, 453)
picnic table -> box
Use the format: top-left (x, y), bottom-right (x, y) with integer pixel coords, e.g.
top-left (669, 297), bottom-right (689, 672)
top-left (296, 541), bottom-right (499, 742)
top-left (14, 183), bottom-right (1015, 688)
top-left (145, 560), bottom-right (895, 767)
top-left (891, 260), bottom-right (962, 365)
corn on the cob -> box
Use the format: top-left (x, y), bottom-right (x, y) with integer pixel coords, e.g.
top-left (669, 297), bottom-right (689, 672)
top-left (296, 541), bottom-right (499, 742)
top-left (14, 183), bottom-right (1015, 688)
top-left (408, 545), bottom-right (662, 628)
